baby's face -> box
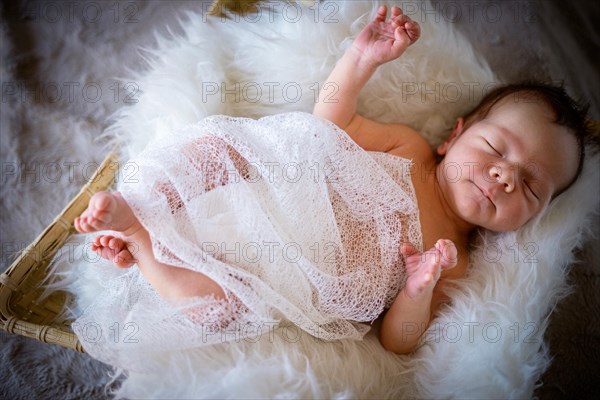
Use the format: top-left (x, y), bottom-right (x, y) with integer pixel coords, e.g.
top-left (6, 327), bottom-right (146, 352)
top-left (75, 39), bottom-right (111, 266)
top-left (437, 98), bottom-right (579, 232)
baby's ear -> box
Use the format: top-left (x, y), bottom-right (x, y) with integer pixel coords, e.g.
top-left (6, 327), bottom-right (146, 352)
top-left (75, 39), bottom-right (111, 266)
top-left (437, 117), bottom-right (465, 156)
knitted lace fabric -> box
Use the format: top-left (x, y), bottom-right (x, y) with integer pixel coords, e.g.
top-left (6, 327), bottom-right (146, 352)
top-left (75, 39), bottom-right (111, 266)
top-left (72, 112), bottom-right (422, 371)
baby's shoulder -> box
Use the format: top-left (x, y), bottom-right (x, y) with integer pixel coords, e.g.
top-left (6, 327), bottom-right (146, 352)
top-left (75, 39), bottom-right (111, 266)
top-left (385, 130), bottom-right (434, 165)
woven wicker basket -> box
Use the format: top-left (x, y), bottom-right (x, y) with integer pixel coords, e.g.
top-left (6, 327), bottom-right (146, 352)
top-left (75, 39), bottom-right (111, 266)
top-left (0, 152), bottom-right (119, 352)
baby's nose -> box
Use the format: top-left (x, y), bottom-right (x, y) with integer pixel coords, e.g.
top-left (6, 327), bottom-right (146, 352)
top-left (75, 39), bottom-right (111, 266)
top-left (488, 165), bottom-right (514, 193)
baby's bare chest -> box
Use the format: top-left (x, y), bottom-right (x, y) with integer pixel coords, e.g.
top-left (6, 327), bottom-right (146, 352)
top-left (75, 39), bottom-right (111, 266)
top-left (410, 171), bottom-right (462, 246)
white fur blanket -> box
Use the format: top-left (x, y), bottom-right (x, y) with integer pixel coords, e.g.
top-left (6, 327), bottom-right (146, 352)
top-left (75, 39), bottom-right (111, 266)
top-left (1, 1), bottom-right (598, 399)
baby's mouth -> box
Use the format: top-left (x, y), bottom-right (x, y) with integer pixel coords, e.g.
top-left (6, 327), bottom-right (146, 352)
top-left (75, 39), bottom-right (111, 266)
top-left (471, 181), bottom-right (496, 209)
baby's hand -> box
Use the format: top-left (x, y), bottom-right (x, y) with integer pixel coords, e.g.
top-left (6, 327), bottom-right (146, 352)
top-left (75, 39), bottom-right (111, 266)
top-left (353, 5), bottom-right (420, 67)
top-left (401, 239), bottom-right (457, 299)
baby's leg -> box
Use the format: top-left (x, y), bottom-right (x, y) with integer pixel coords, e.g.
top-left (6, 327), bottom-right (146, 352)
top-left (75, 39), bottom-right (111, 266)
top-left (127, 224), bottom-right (226, 300)
top-left (183, 136), bottom-right (252, 191)
top-left (153, 136), bottom-right (250, 215)
top-left (75, 192), bottom-right (226, 301)
top-left (74, 136), bottom-right (249, 300)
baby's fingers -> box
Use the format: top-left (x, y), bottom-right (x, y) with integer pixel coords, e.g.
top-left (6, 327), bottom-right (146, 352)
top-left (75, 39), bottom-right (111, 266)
top-left (374, 5), bottom-right (388, 22)
top-left (390, 5), bottom-right (403, 18)
top-left (390, 13), bottom-right (408, 29)
top-left (405, 20), bottom-right (420, 44)
top-left (434, 239), bottom-right (458, 269)
top-left (391, 14), bottom-right (420, 43)
top-left (400, 242), bottom-right (420, 257)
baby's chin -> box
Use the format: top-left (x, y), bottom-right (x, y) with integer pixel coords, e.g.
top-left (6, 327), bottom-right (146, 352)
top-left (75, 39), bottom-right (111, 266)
top-left (459, 209), bottom-right (518, 233)
top-left (477, 218), bottom-right (527, 233)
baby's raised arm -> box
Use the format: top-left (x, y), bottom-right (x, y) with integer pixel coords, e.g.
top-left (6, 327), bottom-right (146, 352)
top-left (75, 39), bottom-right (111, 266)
top-left (313, 7), bottom-right (465, 354)
top-left (313, 5), bottom-right (421, 151)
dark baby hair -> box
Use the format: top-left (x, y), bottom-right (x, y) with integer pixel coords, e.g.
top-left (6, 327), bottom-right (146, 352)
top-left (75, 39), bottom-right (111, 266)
top-left (462, 81), bottom-right (592, 197)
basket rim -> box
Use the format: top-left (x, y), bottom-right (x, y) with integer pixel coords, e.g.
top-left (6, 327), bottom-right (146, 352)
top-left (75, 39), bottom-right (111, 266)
top-left (0, 150), bottom-right (120, 352)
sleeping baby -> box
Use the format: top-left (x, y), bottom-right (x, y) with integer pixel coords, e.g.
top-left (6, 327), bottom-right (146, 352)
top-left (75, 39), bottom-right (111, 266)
top-left (74, 5), bottom-right (589, 354)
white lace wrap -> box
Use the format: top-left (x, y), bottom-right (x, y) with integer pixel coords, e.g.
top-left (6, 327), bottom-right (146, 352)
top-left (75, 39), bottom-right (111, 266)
top-left (72, 112), bottom-right (422, 370)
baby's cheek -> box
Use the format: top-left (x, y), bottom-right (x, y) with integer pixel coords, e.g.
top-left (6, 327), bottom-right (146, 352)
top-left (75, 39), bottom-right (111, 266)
top-left (505, 208), bottom-right (532, 231)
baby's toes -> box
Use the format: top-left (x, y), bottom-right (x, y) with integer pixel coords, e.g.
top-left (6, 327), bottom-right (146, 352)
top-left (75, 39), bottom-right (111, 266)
top-left (87, 213), bottom-right (115, 231)
top-left (84, 216), bottom-right (102, 231)
top-left (91, 235), bottom-right (103, 247)
top-left (74, 217), bottom-right (83, 232)
top-left (90, 191), bottom-right (115, 214)
top-left (113, 249), bottom-right (135, 268)
top-left (98, 235), bottom-right (111, 247)
top-left (77, 216), bottom-right (95, 233)
top-left (99, 246), bottom-right (120, 263)
top-left (75, 215), bottom-right (85, 232)
top-left (92, 208), bottom-right (113, 225)
top-left (90, 240), bottom-right (111, 260)
top-left (75, 208), bottom-right (94, 230)
top-left (108, 236), bottom-right (125, 250)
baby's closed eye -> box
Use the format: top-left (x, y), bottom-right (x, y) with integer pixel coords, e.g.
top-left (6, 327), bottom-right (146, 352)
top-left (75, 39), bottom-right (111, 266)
top-left (524, 180), bottom-right (539, 200)
top-left (484, 139), bottom-right (502, 156)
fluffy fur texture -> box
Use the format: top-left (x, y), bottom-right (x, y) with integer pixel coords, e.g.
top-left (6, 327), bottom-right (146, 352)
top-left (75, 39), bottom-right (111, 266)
top-left (77, 1), bottom-right (600, 398)
top-left (106, 1), bottom-right (494, 157)
top-left (2, 1), bottom-right (598, 399)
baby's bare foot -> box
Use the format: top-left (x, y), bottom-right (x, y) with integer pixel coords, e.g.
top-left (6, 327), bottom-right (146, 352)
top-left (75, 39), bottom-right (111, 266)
top-left (75, 191), bottom-right (140, 236)
top-left (401, 239), bottom-right (457, 299)
top-left (91, 234), bottom-right (137, 268)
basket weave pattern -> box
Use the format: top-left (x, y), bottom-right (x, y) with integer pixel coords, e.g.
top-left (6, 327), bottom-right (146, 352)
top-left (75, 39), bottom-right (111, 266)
top-left (0, 152), bottom-right (119, 352)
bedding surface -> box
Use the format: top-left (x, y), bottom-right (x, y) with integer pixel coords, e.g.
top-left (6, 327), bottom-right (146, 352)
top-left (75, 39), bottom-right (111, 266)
top-left (1, 0), bottom-right (598, 398)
